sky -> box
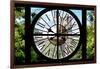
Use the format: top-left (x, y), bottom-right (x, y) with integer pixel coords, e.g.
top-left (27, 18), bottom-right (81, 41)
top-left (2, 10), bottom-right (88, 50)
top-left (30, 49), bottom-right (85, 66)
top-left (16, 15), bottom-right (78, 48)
top-left (70, 9), bottom-right (82, 23)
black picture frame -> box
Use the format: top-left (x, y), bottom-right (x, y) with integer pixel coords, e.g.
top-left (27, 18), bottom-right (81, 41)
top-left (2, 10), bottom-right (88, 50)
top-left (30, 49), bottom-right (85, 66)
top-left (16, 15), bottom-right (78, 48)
top-left (10, 0), bottom-right (96, 68)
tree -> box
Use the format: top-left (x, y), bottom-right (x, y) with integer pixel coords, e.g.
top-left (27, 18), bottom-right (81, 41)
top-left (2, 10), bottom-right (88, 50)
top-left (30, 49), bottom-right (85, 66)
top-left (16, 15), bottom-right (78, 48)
top-left (87, 11), bottom-right (95, 59)
top-left (15, 7), bottom-right (40, 64)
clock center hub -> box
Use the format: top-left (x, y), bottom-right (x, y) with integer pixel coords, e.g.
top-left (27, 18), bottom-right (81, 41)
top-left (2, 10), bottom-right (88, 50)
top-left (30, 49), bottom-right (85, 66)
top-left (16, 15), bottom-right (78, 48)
top-left (48, 24), bottom-right (66, 45)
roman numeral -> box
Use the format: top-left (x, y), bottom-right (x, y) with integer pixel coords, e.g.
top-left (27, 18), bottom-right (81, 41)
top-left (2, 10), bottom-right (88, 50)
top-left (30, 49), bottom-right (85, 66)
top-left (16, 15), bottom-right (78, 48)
top-left (66, 15), bottom-right (73, 23)
top-left (62, 11), bottom-right (64, 18)
top-left (45, 49), bottom-right (51, 56)
top-left (34, 37), bottom-right (47, 43)
top-left (64, 15), bottom-right (73, 27)
top-left (52, 46), bottom-right (57, 58)
top-left (37, 22), bottom-right (45, 28)
top-left (63, 13), bottom-right (68, 20)
top-left (51, 10), bottom-right (56, 24)
top-left (34, 36), bottom-right (42, 41)
top-left (45, 14), bottom-right (50, 21)
top-left (59, 46), bottom-right (65, 58)
top-left (53, 10), bottom-right (56, 18)
top-left (58, 10), bottom-right (63, 25)
top-left (34, 28), bottom-right (48, 33)
top-left (41, 43), bottom-right (50, 53)
top-left (65, 22), bottom-right (77, 32)
top-left (41, 17), bottom-right (51, 28)
top-left (63, 46), bottom-right (71, 55)
top-left (35, 36), bottom-right (43, 38)
top-left (62, 42), bottom-right (76, 55)
top-left (38, 41), bottom-right (45, 46)
top-left (68, 28), bottom-right (79, 32)
top-left (40, 44), bottom-right (45, 49)
top-left (67, 45), bottom-right (72, 54)
top-left (70, 39), bottom-right (78, 46)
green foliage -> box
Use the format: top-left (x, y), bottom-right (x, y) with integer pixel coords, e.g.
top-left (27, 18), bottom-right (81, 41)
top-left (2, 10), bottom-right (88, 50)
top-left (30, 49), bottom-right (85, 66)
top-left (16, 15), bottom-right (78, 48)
top-left (86, 10), bottom-right (95, 59)
top-left (87, 11), bottom-right (94, 23)
top-left (31, 47), bottom-right (39, 62)
top-left (15, 7), bottom-right (39, 64)
top-left (15, 7), bottom-right (25, 19)
top-left (70, 46), bottom-right (82, 60)
top-left (71, 23), bottom-right (95, 60)
top-left (71, 11), bottom-right (95, 60)
top-left (15, 7), bottom-right (25, 64)
top-left (15, 23), bottom-right (25, 63)
top-left (87, 24), bottom-right (94, 59)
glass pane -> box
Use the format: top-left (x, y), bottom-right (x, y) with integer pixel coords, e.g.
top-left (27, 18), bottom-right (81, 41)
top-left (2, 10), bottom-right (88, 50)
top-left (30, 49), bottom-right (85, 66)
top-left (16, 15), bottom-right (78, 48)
top-left (86, 10), bottom-right (95, 59)
top-left (31, 7), bottom-right (45, 23)
top-left (68, 9), bottom-right (82, 60)
top-left (33, 9), bottom-right (57, 34)
top-left (70, 9), bottom-right (82, 24)
top-left (15, 7), bottom-right (25, 64)
top-left (70, 46), bottom-right (82, 60)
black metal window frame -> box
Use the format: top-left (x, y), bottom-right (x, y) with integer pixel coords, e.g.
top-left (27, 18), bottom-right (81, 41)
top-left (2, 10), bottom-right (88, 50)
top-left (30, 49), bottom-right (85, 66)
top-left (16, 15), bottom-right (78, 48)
top-left (11, 1), bottom-right (96, 68)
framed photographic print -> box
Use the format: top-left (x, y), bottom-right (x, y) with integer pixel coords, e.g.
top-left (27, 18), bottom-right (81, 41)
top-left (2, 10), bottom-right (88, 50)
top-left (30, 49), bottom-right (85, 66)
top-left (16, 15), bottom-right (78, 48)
top-left (10, 0), bottom-right (96, 68)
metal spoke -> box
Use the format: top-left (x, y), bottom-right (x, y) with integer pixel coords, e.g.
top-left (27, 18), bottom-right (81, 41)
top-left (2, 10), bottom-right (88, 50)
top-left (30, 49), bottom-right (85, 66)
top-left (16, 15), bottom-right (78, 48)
top-left (57, 9), bottom-right (59, 59)
top-left (33, 33), bottom-right (80, 36)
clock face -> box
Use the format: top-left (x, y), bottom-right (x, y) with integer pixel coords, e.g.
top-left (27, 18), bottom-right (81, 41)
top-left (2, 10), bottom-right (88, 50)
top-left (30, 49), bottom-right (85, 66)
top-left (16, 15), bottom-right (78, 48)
top-left (33, 9), bottom-right (81, 60)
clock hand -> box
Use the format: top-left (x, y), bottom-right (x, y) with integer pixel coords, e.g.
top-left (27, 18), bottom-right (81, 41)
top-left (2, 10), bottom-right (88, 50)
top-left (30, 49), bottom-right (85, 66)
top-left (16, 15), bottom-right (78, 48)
top-left (47, 28), bottom-right (55, 33)
top-left (61, 37), bottom-right (66, 41)
top-left (50, 37), bottom-right (55, 40)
